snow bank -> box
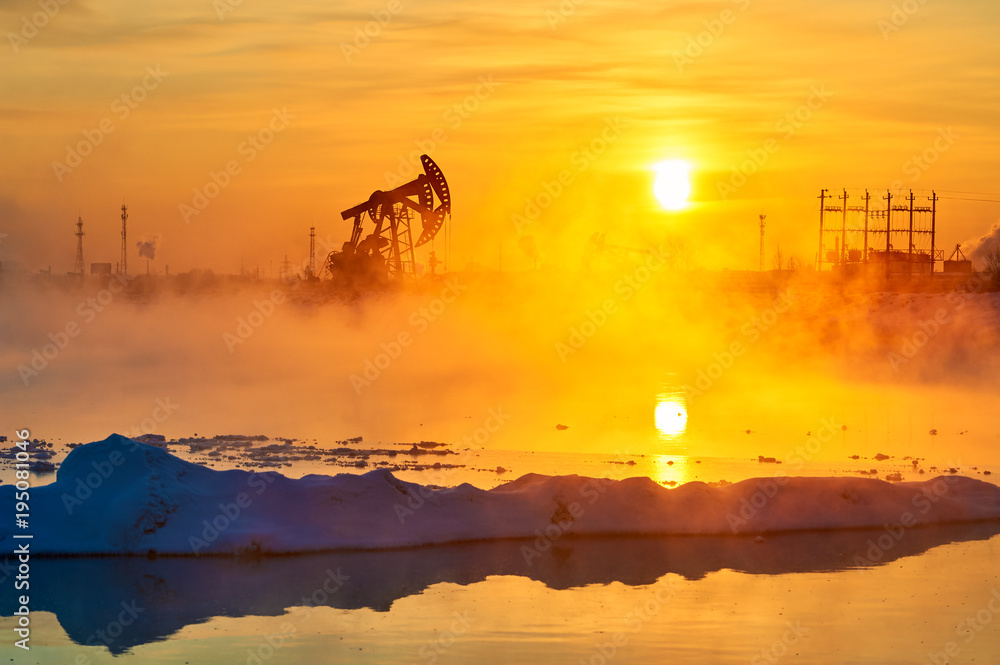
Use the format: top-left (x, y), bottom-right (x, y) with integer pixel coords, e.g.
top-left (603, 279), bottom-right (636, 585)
top-left (3, 434), bottom-right (1000, 556)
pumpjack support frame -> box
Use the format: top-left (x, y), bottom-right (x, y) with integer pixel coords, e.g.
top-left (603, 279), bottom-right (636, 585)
top-left (330, 154), bottom-right (451, 279)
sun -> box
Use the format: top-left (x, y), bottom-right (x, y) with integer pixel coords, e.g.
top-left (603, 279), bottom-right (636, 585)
top-left (653, 160), bottom-right (692, 211)
top-left (654, 395), bottom-right (688, 439)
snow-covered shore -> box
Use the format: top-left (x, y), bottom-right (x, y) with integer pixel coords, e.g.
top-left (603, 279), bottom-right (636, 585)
top-left (3, 434), bottom-right (1000, 556)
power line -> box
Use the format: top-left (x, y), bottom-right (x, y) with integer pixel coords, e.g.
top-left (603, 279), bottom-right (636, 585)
top-left (938, 196), bottom-right (1000, 203)
top-left (934, 189), bottom-right (1000, 197)
top-left (841, 188), bottom-right (1000, 202)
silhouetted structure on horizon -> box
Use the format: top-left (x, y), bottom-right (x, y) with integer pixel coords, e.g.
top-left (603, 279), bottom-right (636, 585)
top-left (329, 154), bottom-right (451, 280)
top-left (74, 216), bottom-right (85, 277)
top-left (819, 188), bottom-right (940, 278)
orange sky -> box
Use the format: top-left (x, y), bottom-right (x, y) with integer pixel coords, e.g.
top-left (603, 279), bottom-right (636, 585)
top-left (1, 0), bottom-right (999, 274)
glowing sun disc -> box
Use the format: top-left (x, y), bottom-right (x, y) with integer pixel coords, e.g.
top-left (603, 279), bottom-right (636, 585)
top-left (655, 397), bottom-right (688, 438)
top-left (653, 160), bottom-right (692, 210)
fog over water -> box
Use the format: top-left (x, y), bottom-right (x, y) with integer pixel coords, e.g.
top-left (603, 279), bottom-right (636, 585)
top-left (1, 268), bottom-right (999, 467)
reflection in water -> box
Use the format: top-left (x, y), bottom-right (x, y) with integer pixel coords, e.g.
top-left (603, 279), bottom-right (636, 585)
top-left (5, 524), bottom-right (998, 654)
top-left (651, 454), bottom-right (697, 486)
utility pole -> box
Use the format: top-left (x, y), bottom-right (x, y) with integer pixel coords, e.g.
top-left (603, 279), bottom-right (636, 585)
top-left (817, 189), bottom-right (827, 270)
top-left (908, 190), bottom-right (915, 260)
top-left (840, 189), bottom-right (848, 266)
top-left (883, 190), bottom-right (892, 279)
top-left (120, 202), bottom-right (128, 276)
top-left (759, 214), bottom-right (766, 272)
top-left (929, 191), bottom-right (938, 276)
top-left (309, 226), bottom-right (316, 278)
top-left (863, 190), bottom-right (870, 265)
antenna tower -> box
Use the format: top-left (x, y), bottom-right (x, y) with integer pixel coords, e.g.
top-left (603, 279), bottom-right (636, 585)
top-left (759, 214), bottom-right (766, 271)
top-left (309, 226), bottom-right (316, 278)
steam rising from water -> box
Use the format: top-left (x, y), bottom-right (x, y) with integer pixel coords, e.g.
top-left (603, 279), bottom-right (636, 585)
top-left (963, 219), bottom-right (1000, 267)
top-left (1, 267), bottom-right (998, 465)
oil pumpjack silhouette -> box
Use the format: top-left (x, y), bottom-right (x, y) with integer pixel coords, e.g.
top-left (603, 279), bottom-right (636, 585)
top-left (327, 154), bottom-right (451, 280)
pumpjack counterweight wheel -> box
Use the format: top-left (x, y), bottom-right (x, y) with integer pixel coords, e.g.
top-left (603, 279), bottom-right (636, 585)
top-left (415, 155), bottom-right (450, 247)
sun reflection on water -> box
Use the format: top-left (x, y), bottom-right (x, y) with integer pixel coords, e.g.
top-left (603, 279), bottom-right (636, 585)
top-left (652, 390), bottom-right (692, 485)
top-left (651, 454), bottom-right (697, 487)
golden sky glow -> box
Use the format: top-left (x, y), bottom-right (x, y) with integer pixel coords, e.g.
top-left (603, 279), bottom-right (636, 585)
top-left (1, 0), bottom-right (999, 273)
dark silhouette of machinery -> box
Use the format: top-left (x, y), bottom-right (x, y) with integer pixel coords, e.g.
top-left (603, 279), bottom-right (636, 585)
top-left (583, 232), bottom-right (650, 271)
top-left (327, 154), bottom-right (451, 280)
top-left (943, 244), bottom-right (973, 275)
